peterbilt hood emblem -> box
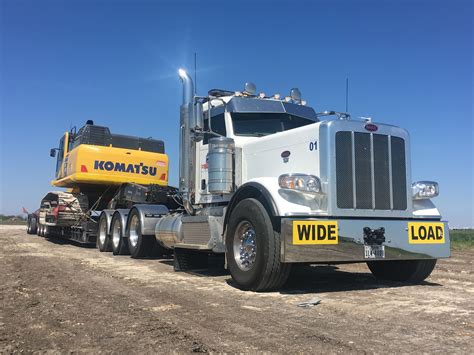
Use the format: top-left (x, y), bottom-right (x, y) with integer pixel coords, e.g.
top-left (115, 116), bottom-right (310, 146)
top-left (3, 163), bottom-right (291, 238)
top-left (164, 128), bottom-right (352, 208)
top-left (365, 123), bottom-right (378, 132)
top-left (281, 150), bottom-right (291, 163)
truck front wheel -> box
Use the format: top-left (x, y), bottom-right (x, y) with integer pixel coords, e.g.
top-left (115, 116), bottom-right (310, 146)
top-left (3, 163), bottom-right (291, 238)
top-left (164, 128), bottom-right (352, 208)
top-left (367, 259), bottom-right (437, 283)
top-left (226, 198), bottom-right (291, 291)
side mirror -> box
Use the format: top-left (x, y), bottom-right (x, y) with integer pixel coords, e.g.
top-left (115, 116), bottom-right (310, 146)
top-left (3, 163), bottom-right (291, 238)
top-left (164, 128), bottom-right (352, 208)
top-left (50, 149), bottom-right (56, 157)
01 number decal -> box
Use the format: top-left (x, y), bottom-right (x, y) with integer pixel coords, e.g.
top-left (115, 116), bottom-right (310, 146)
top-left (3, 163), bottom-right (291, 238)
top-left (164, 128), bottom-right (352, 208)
top-left (309, 141), bottom-right (318, 151)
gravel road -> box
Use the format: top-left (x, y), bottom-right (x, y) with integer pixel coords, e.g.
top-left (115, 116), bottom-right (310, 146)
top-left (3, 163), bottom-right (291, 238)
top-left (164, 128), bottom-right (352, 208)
top-left (1, 225), bottom-right (472, 353)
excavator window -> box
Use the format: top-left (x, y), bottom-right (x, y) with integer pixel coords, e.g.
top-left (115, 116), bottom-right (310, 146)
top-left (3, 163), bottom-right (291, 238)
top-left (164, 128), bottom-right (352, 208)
top-left (55, 136), bottom-right (65, 178)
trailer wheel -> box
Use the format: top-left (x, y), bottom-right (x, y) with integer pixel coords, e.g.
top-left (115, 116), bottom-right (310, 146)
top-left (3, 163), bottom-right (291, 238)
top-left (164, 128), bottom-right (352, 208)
top-left (43, 225), bottom-right (50, 238)
top-left (30, 217), bottom-right (37, 235)
top-left (97, 213), bottom-right (112, 252)
top-left (367, 259), bottom-right (437, 283)
top-left (27, 217), bottom-right (34, 234)
top-left (127, 209), bottom-right (155, 258)
top-left (111, 213), bottom-right (129, 255)
top-left (226, 198), bottom-right (291, 291)
top-left (37, 224), bottom-right (42, 236)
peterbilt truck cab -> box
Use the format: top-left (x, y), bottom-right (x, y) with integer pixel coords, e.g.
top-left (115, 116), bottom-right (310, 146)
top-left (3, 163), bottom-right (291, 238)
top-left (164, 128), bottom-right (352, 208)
top-left (164, 69), bottom-right (449, 291)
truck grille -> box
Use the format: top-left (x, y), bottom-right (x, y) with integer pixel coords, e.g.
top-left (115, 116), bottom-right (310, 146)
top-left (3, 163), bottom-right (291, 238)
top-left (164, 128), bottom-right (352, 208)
top-left (335, 131), bottom-right (407, 210)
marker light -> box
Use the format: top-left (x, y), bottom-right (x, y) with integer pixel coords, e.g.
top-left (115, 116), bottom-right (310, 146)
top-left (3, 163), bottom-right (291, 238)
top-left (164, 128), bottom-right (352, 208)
top-left (244, 82), bottom-right (257, 96)
top-left (279, 174), bottom-right (322, 194)
top-left (259, 92), bottom-right (266, 98)
top-left (273, 93), bottom-right (281, 99)
top-left (290, 88), bottom-right (302, 101)
top-left (412, 181), bottom-right (439, 200)
top-left (301, 100), bottom-right (307, 106)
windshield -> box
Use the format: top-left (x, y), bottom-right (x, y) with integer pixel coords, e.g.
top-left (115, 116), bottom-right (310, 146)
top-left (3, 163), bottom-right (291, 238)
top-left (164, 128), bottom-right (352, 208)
top-left (231, 113), bottom-right (315, 137)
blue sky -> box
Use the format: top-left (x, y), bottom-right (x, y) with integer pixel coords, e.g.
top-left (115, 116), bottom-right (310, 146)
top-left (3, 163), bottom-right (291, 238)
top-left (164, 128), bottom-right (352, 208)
top-left (1, 0), bottom-right (472, 227)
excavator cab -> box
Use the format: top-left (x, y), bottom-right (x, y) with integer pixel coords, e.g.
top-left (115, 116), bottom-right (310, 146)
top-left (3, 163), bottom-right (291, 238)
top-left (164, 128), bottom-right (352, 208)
top-left (53, 134), bottom-right (65, 179)
top-left (51, 130), bottom-right (73, 180)
top-left (50, 121), bottom-right (169, 188)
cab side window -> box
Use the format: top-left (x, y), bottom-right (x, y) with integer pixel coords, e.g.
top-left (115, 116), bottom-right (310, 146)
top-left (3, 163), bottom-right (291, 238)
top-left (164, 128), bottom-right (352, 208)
top-left (203, 113), bottom-right (226, 145)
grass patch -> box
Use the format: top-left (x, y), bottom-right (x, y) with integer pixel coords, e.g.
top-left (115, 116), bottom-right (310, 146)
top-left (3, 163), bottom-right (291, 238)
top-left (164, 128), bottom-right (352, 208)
top-left (450, 229), bottom-right (474, 250)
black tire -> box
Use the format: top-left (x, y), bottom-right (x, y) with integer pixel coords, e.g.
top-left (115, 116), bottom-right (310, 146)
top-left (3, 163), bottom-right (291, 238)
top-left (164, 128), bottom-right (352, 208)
top-left (127, 209), bottom-right (155, 258)
top-left (43, 225), bottom-right (50, 238)
top-left (367, 259), bottom-right (437, 283)
top-left (111, 213), bottom-right (129, 255)
top-left (149, 240), bottom-right (170, 258)
top-left (39, 224), bottom-right (45, 237)
top-left (226, 198), bottom-right (291, 291)
top-left (27, 217), bottom-right (32, 234)
top-left (37, 224), bottom-right (42, 236)
top-left (30, 217), bottom-right (37, 235)
top-left (97, 213), bottom-right (112, 252)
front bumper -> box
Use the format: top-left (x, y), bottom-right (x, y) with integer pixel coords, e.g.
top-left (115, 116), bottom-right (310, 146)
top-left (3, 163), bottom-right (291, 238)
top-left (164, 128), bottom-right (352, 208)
top-left (280, 218), bottom-right (450, 263)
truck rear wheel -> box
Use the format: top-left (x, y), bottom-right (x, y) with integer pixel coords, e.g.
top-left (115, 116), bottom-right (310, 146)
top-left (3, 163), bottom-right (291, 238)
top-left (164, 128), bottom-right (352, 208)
top-left (127, 209), bottom-right (156, 258)
top-left (97, 213), bottom-right (112, 252)
top-left (111, 213), bottom-right (129, 255)
top-left (226, 198), bottom-right (291, 291)
top-left (367, 259), bottom-right (437, 283)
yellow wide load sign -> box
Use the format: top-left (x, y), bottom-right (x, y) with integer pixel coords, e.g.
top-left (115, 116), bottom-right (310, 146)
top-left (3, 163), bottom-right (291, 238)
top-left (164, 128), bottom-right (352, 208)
top-left (408, 222), bottom-right (445, 244)
top-left (292, 221), bottom-right (338, 245)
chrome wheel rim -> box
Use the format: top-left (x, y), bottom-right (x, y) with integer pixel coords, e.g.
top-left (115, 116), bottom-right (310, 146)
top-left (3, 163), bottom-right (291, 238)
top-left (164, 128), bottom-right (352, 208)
top-left (128, 215), bottom-right (139, 248)
top-left (233, 221), bottom-right (257, 271)
top-left (99, 218), bottom-right (107, 245)
top-left (112, 220), bottom-right (121, 249)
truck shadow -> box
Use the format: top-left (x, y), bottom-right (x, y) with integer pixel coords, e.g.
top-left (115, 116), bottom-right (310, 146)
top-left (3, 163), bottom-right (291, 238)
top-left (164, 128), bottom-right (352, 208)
top-left (278, 264), bottom-right (441, 294)
top-left (158, 256), bottom-right (441, 293)
top-left (44, 236), bottom-right (97, 249)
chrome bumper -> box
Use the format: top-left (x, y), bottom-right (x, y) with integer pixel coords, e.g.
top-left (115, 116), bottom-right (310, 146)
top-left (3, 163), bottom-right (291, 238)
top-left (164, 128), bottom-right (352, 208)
top-left (280, 218), bottom-right (450, 263)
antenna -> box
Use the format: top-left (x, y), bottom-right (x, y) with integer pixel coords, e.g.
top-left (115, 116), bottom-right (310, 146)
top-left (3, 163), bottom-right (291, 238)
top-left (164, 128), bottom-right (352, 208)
top-left (345, 77), bottom-right (349, 112)
top-left (194, 52), bottom-right (197, 95)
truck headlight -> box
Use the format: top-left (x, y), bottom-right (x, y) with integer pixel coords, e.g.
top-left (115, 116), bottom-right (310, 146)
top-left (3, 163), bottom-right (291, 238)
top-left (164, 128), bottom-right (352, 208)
top-left (412, 181), bottom-right (439, 199)
top-left (279, 174), bottom-right (322, 194)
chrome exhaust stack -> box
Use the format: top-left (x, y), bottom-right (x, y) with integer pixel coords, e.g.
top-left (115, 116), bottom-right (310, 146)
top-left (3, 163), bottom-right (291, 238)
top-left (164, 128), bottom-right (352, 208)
top-left (178, 69), bottom-right (196, 215)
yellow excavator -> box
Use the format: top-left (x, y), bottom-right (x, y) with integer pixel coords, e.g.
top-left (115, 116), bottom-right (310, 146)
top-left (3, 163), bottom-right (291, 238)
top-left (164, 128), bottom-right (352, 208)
top-left (27, 120), bottom-right (179, 245)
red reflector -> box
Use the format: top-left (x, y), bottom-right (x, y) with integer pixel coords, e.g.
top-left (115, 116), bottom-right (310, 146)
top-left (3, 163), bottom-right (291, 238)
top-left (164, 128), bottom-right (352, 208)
top-left (365, 123), bottom-right (378, 132)
top-left (81, 165), bottom-right (88, 172)
top-left (160, 173), bottom-right (166, 180)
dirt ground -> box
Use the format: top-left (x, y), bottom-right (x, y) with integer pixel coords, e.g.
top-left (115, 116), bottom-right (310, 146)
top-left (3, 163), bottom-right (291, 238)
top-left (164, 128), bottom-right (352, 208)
top-left (1, 225), bottom-right (472, 353)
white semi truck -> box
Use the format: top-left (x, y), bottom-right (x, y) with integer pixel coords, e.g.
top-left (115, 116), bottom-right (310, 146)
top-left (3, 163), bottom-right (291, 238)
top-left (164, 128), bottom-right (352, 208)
top-left (89, 69), bottom-right (449, 291)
